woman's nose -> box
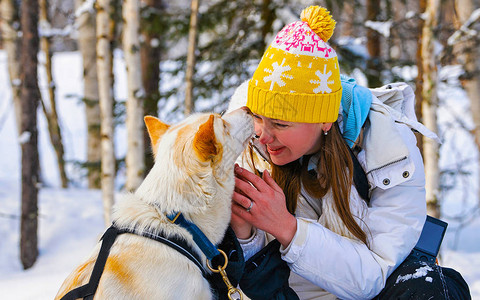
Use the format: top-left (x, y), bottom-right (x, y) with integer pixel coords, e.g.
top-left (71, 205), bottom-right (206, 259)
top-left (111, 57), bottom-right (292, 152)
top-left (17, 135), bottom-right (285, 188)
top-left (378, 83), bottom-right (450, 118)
top-left (255, 125), bottom-right (274, 144)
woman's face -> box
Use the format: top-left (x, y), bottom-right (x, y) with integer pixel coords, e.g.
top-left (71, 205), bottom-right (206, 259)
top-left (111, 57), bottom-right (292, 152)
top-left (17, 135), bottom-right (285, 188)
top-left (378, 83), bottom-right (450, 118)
top-left (253, 113), bottom-right (330, 166)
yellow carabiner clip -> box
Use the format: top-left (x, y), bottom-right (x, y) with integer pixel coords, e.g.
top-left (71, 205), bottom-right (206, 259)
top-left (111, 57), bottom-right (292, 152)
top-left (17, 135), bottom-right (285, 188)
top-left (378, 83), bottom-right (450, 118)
top-left (207, 249), bottom-right (242, 300)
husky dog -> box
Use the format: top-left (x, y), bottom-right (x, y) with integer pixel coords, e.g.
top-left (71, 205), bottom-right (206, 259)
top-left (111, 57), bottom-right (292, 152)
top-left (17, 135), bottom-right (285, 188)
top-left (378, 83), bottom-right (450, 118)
top-left (55, 108), bottom-right (253, 299)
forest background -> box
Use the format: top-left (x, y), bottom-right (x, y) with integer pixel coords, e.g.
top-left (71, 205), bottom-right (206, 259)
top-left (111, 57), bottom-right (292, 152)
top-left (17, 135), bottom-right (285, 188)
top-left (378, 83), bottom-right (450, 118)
top-left (0, 0), bottom-right (479, 298)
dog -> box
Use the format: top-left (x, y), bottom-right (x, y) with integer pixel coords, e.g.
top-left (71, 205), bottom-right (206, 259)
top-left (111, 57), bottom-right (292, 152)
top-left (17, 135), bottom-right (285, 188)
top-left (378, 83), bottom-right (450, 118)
top-left (55, 108), bottom-right (253, 299)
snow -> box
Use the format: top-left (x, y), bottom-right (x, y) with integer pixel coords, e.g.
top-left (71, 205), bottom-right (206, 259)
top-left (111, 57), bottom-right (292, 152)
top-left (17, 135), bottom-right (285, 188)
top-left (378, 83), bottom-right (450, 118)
top-left (405, 11), bottom-right (416, 19)
top-left (336, 36), bottom-right (369, 59)
top-left (74, 0), bottom-right (96, 18)
top-left (395, 264), bottom-right (434, 284)
top-left (364, 20), bottom-right (392, 38)
top-left (18, 131), bottom-right (32, 144)
top-left (0, 50), bottom-right (480, 299)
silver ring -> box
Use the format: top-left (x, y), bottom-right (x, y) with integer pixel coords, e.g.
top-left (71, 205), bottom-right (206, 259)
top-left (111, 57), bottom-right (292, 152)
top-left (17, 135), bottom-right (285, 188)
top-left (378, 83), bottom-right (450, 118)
top-left (246, 200), bottom-right (253, 212)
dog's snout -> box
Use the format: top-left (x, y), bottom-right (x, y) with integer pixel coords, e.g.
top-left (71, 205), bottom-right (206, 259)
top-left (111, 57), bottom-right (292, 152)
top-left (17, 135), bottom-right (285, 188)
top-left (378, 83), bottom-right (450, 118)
top-left (240, 106), bottom-right (252, 115)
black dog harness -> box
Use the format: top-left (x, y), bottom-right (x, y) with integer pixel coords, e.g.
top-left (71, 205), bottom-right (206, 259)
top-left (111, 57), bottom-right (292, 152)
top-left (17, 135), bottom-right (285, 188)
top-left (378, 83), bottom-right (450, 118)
top-left (59, 224), bottom-right (206, 300)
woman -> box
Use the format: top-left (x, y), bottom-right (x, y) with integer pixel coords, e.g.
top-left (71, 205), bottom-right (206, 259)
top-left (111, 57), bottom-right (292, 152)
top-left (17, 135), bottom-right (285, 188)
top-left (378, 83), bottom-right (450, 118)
top-left (222, 6), bottom-right (471, 300)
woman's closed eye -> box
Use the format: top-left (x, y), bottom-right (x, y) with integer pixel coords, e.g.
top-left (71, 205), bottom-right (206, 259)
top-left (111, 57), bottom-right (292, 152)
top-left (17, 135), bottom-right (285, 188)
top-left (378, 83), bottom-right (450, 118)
top-left (273, 122), bottom-right (289, 128)
top-left (252, 113), bottom-right (290, 128)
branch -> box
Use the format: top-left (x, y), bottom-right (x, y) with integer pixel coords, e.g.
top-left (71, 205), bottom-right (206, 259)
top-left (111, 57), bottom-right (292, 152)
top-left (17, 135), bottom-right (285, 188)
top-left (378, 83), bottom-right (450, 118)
top-left (0, 212), bottom-right (20, 219)
top-left (447, 8), bottom-right (480, 45)
top-left (0, 98), bottom-right (14, 133)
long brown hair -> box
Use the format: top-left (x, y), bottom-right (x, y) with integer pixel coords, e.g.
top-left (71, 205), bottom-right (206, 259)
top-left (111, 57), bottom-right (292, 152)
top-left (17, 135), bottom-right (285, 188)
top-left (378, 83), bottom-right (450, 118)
top-left (248, 122), bottom-right (368, 246)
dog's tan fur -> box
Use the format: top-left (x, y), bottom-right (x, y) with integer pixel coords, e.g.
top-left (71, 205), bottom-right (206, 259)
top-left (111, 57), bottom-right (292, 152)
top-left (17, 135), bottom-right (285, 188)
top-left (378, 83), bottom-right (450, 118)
top-left (55, 109), bottom-right (253, 299)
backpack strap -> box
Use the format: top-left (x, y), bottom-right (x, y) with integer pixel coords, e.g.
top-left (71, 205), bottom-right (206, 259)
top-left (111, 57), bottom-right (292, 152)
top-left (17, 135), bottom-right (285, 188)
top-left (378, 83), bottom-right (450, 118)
top-left (348, 146), bottom-right (370, 203)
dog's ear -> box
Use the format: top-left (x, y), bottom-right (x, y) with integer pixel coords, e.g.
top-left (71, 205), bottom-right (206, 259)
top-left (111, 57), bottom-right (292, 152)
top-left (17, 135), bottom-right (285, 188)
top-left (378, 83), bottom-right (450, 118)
top-left (193, 115), bottom-right (218, 162)
top-left (144, 116), bottom-right (169, 154)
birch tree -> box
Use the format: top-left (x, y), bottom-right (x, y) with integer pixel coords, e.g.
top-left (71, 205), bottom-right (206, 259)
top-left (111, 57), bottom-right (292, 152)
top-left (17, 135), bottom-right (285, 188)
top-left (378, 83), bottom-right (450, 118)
top-left (39, 0), bottom-right (68, 188)
top-left (19, 0), bottom-right (40, 269)
top-left (123, 0), bottom-right (145, 191)
top-left (1, 0), bottom-right (22, 134)
top-left (454, 1), bottom-right (480, 148)
top-left (415, 0), bottom-right (426, 155)
top-left (184, 0), bottom-right (199, 116)
top-left (453, 0), bottom-right (480, 214)
top-left (75, 0), bottom-right (102, 189)
top-left (421, 0), bottom-right (441, 218)
top-left (96, 0), bottom-right (116, 224)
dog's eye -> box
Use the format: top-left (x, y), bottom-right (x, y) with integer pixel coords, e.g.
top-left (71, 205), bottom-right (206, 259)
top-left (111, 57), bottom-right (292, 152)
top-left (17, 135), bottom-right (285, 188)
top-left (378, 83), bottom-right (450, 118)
top-left (222, 120), bottom-right (230, 132)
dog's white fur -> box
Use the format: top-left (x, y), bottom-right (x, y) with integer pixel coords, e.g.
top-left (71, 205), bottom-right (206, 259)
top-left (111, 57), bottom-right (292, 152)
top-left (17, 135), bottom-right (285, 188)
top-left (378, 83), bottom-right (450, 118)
top-left (55, 109), bottom-right (253, 299)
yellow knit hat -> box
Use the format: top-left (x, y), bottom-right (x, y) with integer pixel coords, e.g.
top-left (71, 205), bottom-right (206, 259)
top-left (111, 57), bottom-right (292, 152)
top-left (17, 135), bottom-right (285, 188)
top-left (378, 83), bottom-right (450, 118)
top-left (247, 6), bottom-right (342, 123)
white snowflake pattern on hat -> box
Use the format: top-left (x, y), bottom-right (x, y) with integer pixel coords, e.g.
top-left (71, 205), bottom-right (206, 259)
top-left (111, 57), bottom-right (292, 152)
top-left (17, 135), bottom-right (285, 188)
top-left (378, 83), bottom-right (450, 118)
top-left (263, 58), bottom-right (293, 90)
top-left (310, 65), bottom-right (334, 93)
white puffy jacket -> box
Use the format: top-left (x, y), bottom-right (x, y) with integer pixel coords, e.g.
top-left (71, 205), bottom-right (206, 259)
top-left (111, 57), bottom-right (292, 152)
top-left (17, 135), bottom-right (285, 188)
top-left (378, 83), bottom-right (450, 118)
top-left (228, 82), bottom-right (438, 300)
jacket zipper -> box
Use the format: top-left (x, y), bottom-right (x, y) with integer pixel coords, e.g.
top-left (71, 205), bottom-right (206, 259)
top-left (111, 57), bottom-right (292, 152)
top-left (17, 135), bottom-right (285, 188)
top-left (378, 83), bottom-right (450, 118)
top-left (366, 156), bottom-right (408, 175)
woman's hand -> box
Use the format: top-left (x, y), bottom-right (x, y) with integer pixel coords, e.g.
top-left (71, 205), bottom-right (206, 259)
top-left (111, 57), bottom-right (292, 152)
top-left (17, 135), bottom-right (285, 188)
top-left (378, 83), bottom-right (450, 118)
top-left (231, 164), bottom-right (297, 247)
top-left (231, 185), bottom-right (254, 239)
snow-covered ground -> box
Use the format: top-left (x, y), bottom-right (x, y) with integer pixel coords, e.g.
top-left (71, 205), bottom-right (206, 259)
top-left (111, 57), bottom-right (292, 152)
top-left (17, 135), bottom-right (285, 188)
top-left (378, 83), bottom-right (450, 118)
top-left (0, 51), bottom-right (479, 299)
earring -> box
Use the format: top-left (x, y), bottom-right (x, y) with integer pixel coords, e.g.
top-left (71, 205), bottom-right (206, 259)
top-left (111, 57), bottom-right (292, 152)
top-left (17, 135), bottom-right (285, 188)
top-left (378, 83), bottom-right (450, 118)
top-left (324, 130), bottom-right (328, 136)
top-left (254, 134), bottom-right (260, 139)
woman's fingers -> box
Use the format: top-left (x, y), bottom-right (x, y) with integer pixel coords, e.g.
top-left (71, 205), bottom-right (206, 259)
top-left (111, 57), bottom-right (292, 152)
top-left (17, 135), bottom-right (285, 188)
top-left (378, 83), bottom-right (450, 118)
top-left (232, 201), bottom-right (254, 221)
top-left (230, 201), bottom-right (254, 239)
top-left (234, 165), bottom-right (269, 192)
top-left (234, 176), bottom-right (260, 199)
top-left (262, 170), bottom-right (283, 193)
top-left (232, 190), bottom-right (253, 210)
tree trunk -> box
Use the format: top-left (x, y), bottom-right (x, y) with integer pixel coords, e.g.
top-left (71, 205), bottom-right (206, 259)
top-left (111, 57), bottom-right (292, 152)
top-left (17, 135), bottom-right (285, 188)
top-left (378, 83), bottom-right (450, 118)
top-left (421, 0), bottom-right (441, 218)
top-left (184, 0), bottom-right (199, 116)
top-left (455, 0), bottom-right (480, 208)
top-left (75, 0), bottom-right (102, 189)
top-left (454, 1), bottom-right (480, 144)
top-left (1, 0), bottom-right (22, 135)
top-left (39, 0), bottom-right (68, 188)
top-left (415, 0), bottom-right (426, 155)
top-left (96, 0), bottom-right (116, 225)
top-left (123, 0), bottom-right (145, 191)
top-left (339, 1), bottom-right (355, 37)
top-left (140, 0), bottom-right (163, 173)
top-left (366, 0), bottom-right (382, 87)
top-left (260, 0), bottom-right (275, 52)
top-left (20, 0), bottom-right (40, 269)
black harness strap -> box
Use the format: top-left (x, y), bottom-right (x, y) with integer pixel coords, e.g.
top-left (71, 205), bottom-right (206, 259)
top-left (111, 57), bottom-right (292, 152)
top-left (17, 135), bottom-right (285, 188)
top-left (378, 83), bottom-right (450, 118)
top-left (59, 225), bottom-right (205, 300)
top-left (116, 226), bottom-right (206, 276)
top-left (60, 226), bottom-right (119, 300)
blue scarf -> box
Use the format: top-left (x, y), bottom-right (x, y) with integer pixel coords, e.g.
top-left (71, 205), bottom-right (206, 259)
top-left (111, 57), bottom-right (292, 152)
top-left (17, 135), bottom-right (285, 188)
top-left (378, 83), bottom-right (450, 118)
top-left (340, 75), bottom-right (373, 148)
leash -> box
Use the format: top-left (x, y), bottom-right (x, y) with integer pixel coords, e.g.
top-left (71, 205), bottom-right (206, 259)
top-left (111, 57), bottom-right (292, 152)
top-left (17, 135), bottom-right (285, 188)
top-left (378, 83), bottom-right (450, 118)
top-left (59, 224), bottom-right (206, 300)
top-left (167, 212), bottom-right (243, 300)
top-left (167, 212), bottom-right (221, 260)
